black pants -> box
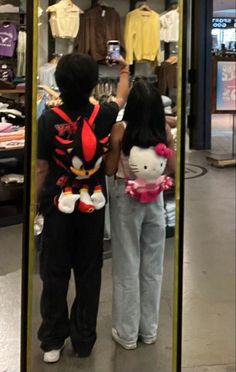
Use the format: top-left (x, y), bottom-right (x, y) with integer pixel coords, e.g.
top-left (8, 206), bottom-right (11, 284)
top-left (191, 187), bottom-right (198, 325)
top-left (38, 206), bottom-right (105, 356)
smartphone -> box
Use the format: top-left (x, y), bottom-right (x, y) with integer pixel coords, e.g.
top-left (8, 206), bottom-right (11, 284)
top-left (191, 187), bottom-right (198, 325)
top-left (107, 40), bottom-right (120, 65)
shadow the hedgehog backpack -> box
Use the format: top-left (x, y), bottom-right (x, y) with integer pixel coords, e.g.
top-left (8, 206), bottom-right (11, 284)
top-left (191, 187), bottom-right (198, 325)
top-left (51, 104), bottom-right (109, 214)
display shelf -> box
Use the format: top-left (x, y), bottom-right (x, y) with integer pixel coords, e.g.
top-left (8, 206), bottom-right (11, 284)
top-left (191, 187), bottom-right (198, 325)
top-left (0, 89), bottom-right (25, 94)
top-left (0, 146), bottom-right (24, 226)
top-left (0, 187), bottom-right (24, 227)
top-left (0, 203), bottom-right (23, 228)
top-left (0, 147), bottom-right (24, 159)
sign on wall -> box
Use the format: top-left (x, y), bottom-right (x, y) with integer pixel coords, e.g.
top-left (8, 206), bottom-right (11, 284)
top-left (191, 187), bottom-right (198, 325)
top-left (212, 18), bottom-right (236, 29)
top-left (216, 60), bottom-right (236, 111)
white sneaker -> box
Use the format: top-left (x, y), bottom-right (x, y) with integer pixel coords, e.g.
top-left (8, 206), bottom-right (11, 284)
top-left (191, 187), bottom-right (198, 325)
top-left (43, 343), bottom-right (65, 363)
top-left (139, 335), bottom-right (157, 345)
top-left (112, 328), bottom-right (137, 350)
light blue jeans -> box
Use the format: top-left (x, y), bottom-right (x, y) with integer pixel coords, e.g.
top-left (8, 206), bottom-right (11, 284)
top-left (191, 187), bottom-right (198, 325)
top-left (110, 181), bottom-right (166, 342)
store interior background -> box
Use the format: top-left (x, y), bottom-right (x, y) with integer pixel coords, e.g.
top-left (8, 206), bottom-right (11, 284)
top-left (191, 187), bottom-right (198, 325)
top-left (1, 1), bottom-right (178, 371)
top-left (183, 0), bottom-right (235, 371)
top-left (32, 1), bottom-right (178, 371)
top-left (211, 0), bottom-right (236, 156)
top-left (0, 0), bottom-right (235, 371)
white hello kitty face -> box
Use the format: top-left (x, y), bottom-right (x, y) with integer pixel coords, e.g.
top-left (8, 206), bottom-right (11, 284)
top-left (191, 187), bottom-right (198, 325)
top-left (129, 146), bottom-right (167, 181)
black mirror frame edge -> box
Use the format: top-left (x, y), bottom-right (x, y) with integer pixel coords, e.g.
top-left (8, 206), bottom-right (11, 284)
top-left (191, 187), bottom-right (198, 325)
top-left (20, 0), bottom-right (187, 371)
top-left (172, 0), bottom-right (187, 370)
top-left (21, 0), bottom-right (38, 370)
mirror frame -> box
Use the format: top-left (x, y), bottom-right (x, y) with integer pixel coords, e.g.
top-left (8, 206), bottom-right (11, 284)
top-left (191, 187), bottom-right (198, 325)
top-left (21, 0), bottom-right (38, 370)
top-left (172, 0), bottom-right (187, 370)
top-left (20, 0), bottom-right (187, 371)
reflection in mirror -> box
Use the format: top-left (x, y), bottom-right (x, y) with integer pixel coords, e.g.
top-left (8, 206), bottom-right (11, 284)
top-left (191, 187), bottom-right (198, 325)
top-left (0, 0), bottom-right (26, 371)
top-left (28, 0), bottom-right (181, 371)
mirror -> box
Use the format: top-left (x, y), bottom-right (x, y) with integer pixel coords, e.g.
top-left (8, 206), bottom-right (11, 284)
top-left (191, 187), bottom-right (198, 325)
top-left (19, 0), bottom-right (186, 371)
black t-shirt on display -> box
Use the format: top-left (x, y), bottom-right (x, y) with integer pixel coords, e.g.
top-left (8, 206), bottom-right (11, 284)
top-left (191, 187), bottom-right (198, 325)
top-left (37, 101), bottom-right (119, 212)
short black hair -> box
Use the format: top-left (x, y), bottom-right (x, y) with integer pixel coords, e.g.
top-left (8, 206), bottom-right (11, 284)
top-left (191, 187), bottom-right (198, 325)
top-left (122, 79), bottom-right (167, 155)
top-left (55, 53), bottom-right (99, 108)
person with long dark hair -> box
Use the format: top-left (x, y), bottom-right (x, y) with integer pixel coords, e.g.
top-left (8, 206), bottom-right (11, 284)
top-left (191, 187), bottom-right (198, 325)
top-left (105, 79), bottom-right (175, 349)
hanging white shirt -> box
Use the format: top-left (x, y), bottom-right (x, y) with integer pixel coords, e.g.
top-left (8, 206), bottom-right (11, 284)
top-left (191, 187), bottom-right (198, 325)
top-left (160, 9), bottom-right (179, 43)
top-left (47, 0), bottom-right (84, 39)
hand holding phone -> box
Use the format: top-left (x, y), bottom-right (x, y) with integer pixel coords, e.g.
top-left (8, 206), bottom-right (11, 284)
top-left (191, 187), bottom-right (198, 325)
top-left (107, 40), bottom-right (120, 65)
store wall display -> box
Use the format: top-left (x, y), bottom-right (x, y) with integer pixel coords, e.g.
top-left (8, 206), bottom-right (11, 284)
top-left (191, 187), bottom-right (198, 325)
top-left (19, 1), bottom-right (186, 372)
top-left (74, 3), bottom-right (124, 62)
top-left (0, 1), bottom-right (26, 228)
top-left (160, 7), bottom-right (179, 42)
top-left (215, 59), bottom-right (236, 112)
top-left (47, 0), bottom-right (84, 39)
top-left (212, 17), bottom-right (236, 29)
top-left (124, 6), bottom-right (160, 65)
top-left (0, 22), bottom-right (18, 57)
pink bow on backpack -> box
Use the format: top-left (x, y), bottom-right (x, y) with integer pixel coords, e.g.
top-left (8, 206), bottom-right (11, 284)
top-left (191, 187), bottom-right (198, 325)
top-left (155, 143), bottom-right (173, 159)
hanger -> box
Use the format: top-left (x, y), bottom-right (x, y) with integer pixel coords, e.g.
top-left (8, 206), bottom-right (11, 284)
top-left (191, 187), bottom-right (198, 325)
top-left (138, 1), bottom-right (151, 11)
top-left (97, 0), bottom-right (109, 7)
top-left (168, 3), bottom-right (178, 11)
top-left (19, 24), bottom-right (26, 31)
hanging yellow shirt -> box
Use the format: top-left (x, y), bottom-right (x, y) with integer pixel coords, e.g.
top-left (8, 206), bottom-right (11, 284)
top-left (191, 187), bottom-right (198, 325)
top-left (124, 9), bottom-right (160, 65)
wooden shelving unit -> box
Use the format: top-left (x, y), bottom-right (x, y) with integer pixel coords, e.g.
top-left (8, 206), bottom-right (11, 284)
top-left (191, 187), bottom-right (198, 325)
top-left (0, 85), bottom-right (25, 226)
top-left (0, 89), bottom-right (25, 94)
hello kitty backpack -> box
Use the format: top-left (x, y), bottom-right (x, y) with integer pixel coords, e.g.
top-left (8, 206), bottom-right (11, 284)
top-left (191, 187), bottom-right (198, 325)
top-left (122, 143), bottom-right (174, 204)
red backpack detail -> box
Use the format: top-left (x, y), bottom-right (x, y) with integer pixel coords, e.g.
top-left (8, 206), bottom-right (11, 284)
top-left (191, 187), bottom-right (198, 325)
top-left (51, 105), bottom-right (108, 214)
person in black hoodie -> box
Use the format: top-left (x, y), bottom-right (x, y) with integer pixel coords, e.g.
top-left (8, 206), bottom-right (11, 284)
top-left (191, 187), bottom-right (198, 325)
top-left (36, 52), bottom-right (129, 363)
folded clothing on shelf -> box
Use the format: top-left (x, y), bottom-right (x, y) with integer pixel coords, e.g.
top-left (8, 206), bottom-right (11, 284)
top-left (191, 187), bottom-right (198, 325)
top-left (1, 173), bottom-right (24, 184)
top-left (0, 123), bottom-right (13, 132)
top-left (0, 128), bottom-right (25, 142)
top-left (165, 199), bottom-right (175, 212)
top-left (15, 83), bottom-right (26, 90)
top-left (0, 107), bottom-right (25, 117)
top-left (165, 199), bottom-right (176, 228)
top-left (0, 140), bottom-right (25, 149)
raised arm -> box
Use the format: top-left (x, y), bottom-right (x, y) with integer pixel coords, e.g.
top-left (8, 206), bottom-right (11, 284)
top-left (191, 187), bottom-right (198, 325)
top-left (114, 57), bottom-right (130, 109)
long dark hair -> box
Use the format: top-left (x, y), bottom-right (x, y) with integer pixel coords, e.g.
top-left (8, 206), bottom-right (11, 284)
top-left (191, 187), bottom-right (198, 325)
top-left (122, 80), bottom-right (167, 156)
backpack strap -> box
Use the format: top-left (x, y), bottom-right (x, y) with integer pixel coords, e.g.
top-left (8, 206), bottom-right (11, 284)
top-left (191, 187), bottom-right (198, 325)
top-left (88, 104), bottom-right (100, 127)
top-left (51, 107), bottom-right (76, 127)
top-left (52, 105), bottom-right (100, 127)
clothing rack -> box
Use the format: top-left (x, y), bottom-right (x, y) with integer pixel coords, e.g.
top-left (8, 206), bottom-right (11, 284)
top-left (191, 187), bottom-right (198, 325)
top-left (0, 9), bottom-right (26, 226)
